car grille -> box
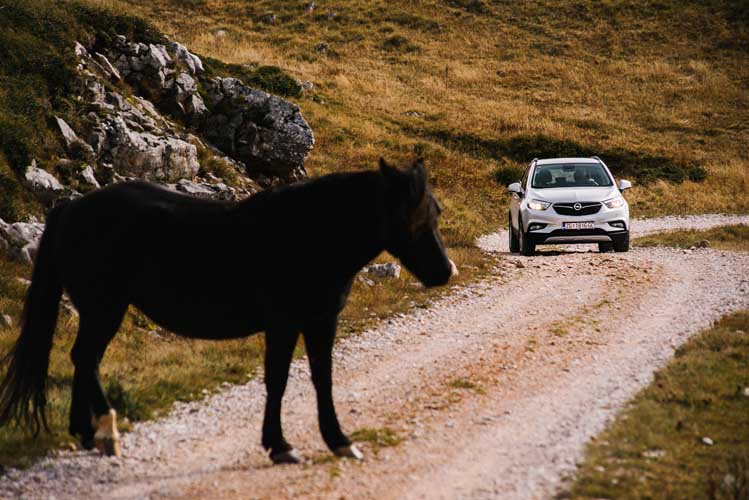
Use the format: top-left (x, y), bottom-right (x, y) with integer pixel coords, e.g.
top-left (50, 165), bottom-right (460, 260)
top-left (553, 202), bottom-right (602, 216)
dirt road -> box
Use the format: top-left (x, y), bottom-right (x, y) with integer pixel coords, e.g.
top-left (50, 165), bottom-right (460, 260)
top-left (1, 214), bottom-right (748, 499)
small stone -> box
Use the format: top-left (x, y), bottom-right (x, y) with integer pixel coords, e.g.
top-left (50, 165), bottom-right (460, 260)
top-left (514, 260), bottom-right (525, 269)
top-left (0, 314), bottom-right (12, 329)
top-left (743, 387), bottom-right (749, 397)
top-left (80, 165), bottom-right (101, 188)
top-left (55, 117), bottom-right (80, 150)
top-left (695, 239), bottom-right (711, 248)
top-left (261, 13), bottom-right (277, 24)
top-left (642, 449), bottom-right (665, 458)
top-left (215, 29), bottom-right (227, 37)
top-left (94, 52), bottom-right (122, 81)
top-left (315, 42), bottom-right (329, 53)
top-left (366, 262), bottom-right (402, 279)
top-left (702, 436), bottom-right (714, 446)
top-left (305, 2), bottom-right (315, 12)
top-left (357, 275), bottom-right (376, 287)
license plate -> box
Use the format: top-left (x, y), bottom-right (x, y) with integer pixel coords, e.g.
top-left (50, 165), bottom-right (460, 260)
top-left (563, 222), bottom-right (595, 230)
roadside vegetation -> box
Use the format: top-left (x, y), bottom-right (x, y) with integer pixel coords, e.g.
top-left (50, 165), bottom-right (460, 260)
top-left (634, 224), bottom-right (749, 252)
top-left (565, 311), bottom-right (749, 499)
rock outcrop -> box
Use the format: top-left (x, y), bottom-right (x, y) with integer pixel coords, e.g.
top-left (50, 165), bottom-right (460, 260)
top-left (22, 161), bottom-right (68, 203)
top-left (107, 36), bottom-right (314, 180)
top-left (0, 218), bottom-right (45, 264)
top-left (1, 32), bottom-right (314, 263)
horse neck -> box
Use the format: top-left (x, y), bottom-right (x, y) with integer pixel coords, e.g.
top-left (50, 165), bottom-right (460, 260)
top-left (323, 174), bottom-right (388, 277)
top-left (235, 171), bottom-right (389, 278)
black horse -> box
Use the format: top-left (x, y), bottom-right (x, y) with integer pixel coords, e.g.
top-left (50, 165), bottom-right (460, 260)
top-left (0, 158), bottom-right (454, 463)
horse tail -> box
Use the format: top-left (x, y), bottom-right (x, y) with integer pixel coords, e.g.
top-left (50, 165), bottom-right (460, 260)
top-left (0, 203), bottom-right (66, 435)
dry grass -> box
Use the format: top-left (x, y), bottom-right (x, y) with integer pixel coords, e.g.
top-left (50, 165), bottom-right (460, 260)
top-left (77, 0), bottom-right (749, 238)
top-left (566, 311), bottom-right (749, 499)
top-left (634, 224), bottom-right (749, 252)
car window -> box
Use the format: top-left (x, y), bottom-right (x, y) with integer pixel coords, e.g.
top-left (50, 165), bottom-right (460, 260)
top-left (531, 163), bottom-right (613, 188)
top-left (521, 166), bottom-right (530, 189)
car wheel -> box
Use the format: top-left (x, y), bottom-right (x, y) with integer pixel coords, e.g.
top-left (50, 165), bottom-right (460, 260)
top-left (519, 219), bottom-right (535, 256)
top-left (598, 242), bottom-right (614, 253)
top-left (509, 213), bottom-right (520, 253)
top-left (613, 233), bottom-right (630, 252)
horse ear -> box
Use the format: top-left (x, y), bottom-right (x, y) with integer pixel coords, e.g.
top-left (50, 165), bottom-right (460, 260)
top-left (379, 158), bottom-right (399, 180)
top-left (408, 159), bottom-right (427, 204)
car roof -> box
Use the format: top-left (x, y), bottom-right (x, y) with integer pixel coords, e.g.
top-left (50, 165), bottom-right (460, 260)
top-left (535, 157), bottom-right (600, 165)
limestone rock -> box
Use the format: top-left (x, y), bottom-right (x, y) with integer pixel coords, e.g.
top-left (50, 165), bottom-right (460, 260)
top-left (170, 179), bottom-right (239, 201)
top-left (55, 117), bottom-right (79, 150)
top-left (94, 52), bottom-right (122, 81)
top-left (203, 77), bottom-right (314, 178)
top-left (365, 263), bottom-right (402, 279)
top-left (22, 161), bottom-right (69, 203)
top-left (0, 218), bottom-right (45, 264)
top-left (107, 116), bottom-right (200, 182)
top-left (80, 165), bottom-right (101, 188)
top-left (168, 41), bottom-right (204, 75)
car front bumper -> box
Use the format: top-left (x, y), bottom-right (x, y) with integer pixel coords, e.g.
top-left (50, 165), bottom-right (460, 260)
top-left (522, 204), bottom-right (629, 245)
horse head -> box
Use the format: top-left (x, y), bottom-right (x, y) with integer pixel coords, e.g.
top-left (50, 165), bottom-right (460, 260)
top-left (380, 158), bottom-right (455, 288)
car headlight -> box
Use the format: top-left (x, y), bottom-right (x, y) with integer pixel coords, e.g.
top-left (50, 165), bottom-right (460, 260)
top-left (604, 196), bottom-right (625, 209)
top-left (527, 199), bottom-right (551, 211)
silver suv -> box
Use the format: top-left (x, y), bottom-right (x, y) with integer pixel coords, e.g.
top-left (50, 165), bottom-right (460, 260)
top-left (507, 157), bottom-right (631, 256)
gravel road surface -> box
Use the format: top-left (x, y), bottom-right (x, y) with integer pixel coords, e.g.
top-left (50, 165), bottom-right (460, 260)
top-left (1, 214), bottom-right (748, 500)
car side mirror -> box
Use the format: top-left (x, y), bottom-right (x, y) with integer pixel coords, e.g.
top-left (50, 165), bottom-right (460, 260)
top-left (618, 179), bottom-right (632, 191)
top-left (507, 182), bottom-right (523, 195)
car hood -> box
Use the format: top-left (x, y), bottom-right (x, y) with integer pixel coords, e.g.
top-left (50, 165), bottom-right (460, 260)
top-left (529, 187), bottom-right (619, 203)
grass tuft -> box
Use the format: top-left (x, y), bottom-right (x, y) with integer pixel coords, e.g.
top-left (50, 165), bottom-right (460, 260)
top-left (351, 426), bottom-right (402, 451)
top-left (634, 224), bottom-right (749, 252)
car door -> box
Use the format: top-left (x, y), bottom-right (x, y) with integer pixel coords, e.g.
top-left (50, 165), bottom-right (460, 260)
top-left (510, 163), bottom-right (531, 231)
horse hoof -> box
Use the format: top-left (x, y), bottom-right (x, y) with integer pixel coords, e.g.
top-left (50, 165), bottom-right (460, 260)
top-left (80, 436), bottom-right (95, 451)
top-left (271, 448), bottom-right (303, 464)
top-left (95, 437), bottom-right (122, 457)
top-left (449, 259), bottom-right (459, 277)
top-left (92, 409), bottom-right (121, 457)
top-left (334, 444), bottom-right (363, 460)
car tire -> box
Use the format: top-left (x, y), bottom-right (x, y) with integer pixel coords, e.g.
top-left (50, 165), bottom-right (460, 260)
top-left (509, 213), bottom-right (520, 253)
top-left (598, 242), bottom-right (614, 253)
top-left (519, 219), bottom-right (535, 256)
top-left (613, 233), bottom-right (630, 252)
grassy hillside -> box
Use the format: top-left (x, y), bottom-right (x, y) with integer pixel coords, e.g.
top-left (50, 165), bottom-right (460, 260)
top-left (76, 0), bottom-right (749, 244)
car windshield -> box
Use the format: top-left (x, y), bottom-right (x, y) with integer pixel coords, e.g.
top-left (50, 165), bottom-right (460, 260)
top-left (531, 163), bottom-right (613, 189)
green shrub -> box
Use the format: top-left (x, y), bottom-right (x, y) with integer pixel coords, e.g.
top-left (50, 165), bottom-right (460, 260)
top-left (382, 35), bottom-right (420, 53)
top-left (202, 57), bottom-right (302, 97)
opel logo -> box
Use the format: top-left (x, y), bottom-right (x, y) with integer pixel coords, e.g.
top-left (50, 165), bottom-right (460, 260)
top-left (573, 203), bottom-right (582, 211)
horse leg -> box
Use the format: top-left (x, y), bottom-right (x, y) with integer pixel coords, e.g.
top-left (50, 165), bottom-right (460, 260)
top-left (262, 329), bottom-right (300, 464)
top-left (69, 305), bottom-right (125, 456)
top-left (303, 315), bottom-right (362, 460)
